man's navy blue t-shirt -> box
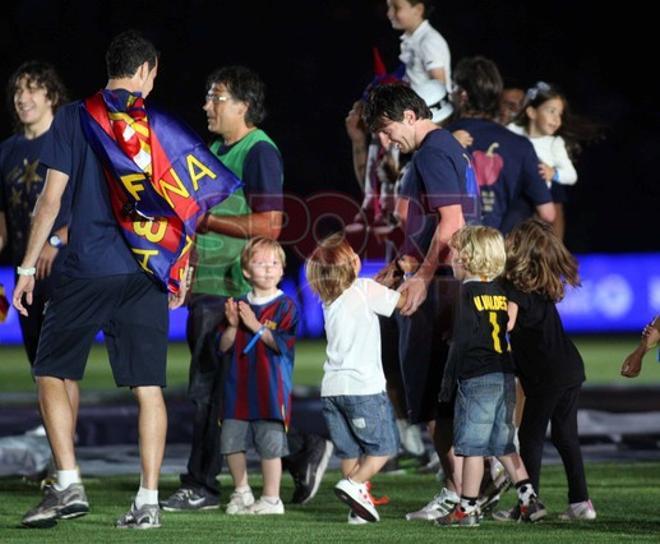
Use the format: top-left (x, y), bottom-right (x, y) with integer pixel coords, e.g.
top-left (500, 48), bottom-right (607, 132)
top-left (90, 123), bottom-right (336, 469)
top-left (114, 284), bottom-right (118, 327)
top-left (40, 101), bottom-right (140, 278)
top-left (0, 131), bottom-right (71, 265)
top-left (399, 128), bottom-right (469, 260)
top-left (449, 118), bottom-right (551, 233)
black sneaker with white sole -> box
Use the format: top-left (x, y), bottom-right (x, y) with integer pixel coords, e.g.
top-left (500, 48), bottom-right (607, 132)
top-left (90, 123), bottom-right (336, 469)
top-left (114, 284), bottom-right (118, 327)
top-left (289, 436), bottom-right (334, 504)
top-left (159, 487), bottom-right (220, 511)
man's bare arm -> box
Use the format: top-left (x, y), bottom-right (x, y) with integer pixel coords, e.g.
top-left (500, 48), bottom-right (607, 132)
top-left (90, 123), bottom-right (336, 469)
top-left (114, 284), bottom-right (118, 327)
top-left (536, 202), bottom-right (556, 224)
top-left (200, 210), bottom-right (283, 240)
top-left (398, 204), bottom-right (464, 315)
top-left (416, 204), bottom-right (465, 282)
top-left (22, 169), bottom-right (69, 268)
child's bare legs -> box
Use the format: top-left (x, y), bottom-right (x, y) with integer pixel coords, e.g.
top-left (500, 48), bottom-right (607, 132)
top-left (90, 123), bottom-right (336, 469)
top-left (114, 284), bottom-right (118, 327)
top-left (261, 457), bottom-right (282, 498)
top-left (341, 458), bottom-right (359, 478)
top-left (498, 452), bottom-right (529, 484)
top-left (346, 456), bottom-right (390, 484)
top-left (498, 452), bottom-right (544, 518)
top-left (226, 452), bottom-right (249, 489)
top-left (461, 456), bottom-right (484, 498)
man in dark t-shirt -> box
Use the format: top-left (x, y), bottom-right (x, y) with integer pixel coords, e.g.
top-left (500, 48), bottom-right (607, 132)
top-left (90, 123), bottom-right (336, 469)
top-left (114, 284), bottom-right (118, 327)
top-left (364, 83), bottom-right (469, 520)
top-left (448, 57), bottom-right (555, 233)
top-left (0, 62), bottom-right (70, 365)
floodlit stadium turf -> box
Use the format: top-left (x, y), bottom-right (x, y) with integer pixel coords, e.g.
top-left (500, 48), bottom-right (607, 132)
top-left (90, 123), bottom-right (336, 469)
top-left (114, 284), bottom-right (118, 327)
top-left (1, 463), bottom-right (659, 542)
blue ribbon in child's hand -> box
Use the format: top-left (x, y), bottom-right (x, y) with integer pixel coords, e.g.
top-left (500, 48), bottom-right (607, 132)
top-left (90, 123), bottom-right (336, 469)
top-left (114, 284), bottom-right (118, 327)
top-left (242, 325), bottom-right (266, 355)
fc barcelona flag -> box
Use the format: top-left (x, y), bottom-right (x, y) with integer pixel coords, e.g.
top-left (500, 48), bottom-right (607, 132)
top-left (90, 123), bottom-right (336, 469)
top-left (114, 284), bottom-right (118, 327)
top-left (80, 89), bottom-right (242, 293)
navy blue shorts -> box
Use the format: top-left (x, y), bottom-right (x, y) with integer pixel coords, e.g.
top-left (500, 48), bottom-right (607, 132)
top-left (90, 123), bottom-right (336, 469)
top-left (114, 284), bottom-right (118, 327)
top-left (33, 273), bottom-right (168, 387)
top-left (396, 273), bottom-right (458, 423)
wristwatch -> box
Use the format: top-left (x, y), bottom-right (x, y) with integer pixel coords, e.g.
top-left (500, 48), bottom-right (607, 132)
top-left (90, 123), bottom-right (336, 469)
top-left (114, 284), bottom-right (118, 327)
top-left (48, 234), bottom-right (65, 249)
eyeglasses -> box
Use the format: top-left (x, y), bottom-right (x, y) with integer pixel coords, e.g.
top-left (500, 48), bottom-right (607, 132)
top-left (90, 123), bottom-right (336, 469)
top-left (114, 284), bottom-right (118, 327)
top-left (250, 261), bottom-right (282, 269)
top-left (205, 92), bottom-right (230, 103)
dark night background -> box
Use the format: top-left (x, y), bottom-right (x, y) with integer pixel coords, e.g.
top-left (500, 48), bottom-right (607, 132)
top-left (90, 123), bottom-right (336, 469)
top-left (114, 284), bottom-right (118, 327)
top-left (0, 0), bottom-right (657, 257)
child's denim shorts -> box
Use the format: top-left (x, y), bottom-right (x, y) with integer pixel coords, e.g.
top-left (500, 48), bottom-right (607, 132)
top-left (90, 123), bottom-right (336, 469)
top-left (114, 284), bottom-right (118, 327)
top-left (322, 392), bottom-right (399, 459)
top-left (453, 372), bottom-right (517, 457)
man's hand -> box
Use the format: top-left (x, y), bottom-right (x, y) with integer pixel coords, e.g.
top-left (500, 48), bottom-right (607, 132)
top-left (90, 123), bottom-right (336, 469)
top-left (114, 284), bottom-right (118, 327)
top-left (36, 243), bottom-right (58, 280)
top-left (168, 265), bottom-right (192, 310)
top-left (12, 275), bottom-right (35, 316)
top-left (397, 274), bottom-right (429, 316)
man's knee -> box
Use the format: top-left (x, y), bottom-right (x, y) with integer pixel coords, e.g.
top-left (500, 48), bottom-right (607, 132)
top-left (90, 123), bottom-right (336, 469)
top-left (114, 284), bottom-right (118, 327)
top-left (132, 385), bottom-right (165, 404)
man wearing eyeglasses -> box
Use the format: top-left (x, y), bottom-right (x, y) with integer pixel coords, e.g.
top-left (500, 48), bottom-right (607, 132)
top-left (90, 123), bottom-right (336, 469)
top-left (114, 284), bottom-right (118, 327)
top-left (161, 66), bottom-right (332, 513)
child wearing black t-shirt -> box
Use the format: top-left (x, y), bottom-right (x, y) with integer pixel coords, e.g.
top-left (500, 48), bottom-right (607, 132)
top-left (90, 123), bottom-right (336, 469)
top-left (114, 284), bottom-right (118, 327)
top-left (497, 218), bottom-right (596, 522)
top-left (437, 225), bottom-right (545, 528)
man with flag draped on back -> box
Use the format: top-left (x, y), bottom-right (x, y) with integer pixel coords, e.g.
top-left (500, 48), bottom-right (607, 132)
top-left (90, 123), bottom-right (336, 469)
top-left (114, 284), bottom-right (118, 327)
top-left (12, 30), bottom-right (241, 530)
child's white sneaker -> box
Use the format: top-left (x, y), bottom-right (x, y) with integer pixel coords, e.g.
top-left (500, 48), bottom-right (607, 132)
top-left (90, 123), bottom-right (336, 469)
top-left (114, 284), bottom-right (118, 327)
top-left (225, 488), bottom-right (255, 515)
top-left (559, 500), bottom-right (597, 521)
top-left (245, 497), bottom-right (285, 515)
top-left (334, 479), bottom-right (379, 522)
top-left (347, 511), bottom-right (370, 525)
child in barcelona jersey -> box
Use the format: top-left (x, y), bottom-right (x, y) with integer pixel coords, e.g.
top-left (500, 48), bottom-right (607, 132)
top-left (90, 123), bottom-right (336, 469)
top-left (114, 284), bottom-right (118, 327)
top-left (218, 237), bottom-right (298, 516)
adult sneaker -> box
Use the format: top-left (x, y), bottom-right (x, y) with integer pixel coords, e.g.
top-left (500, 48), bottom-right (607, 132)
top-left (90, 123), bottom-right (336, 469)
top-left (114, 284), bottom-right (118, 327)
top-left (405, 487), bottom-right (459, 521)
top-left (334, 479), bottom-right (379, 522)
top-left (348, 511), bottom-right (369, 525)
top-left (225, 489), bottom-right (255, 515)
top-left (116, 502), bottom-right (161, 529)
top-left (435, 505), bottom-right (480, 528)
top-left (242, 497), bottom-right (285, 515)
top-left (289, 436), bottom-right (334, 504)
top-left (559, 500), bottom-right (597, 521)
top-left (22, 483), bottom-right (89, 528)
top-left (160, 487), bottom-right (220, 511)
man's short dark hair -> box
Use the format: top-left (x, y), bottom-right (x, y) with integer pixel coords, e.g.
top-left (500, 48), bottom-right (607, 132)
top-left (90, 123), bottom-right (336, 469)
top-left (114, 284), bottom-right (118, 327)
top-left (363, 83), bottom-right (431, 132)
top-left (105, 30), bottom-right (159, 79)
top-left (6, 60), bottom-right (68, 132)
top-left (453, 56), bottom-right (503, 118)
top-left (206, 66), bottom-right (266, 126)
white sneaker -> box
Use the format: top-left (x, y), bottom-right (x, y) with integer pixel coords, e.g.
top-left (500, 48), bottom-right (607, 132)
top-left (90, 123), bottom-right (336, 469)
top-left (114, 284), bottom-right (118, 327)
top-left (347, 511), bottom-right (370, 525)
top-left (226, 489), bottom-right (255, 515)
top-left (405, 488), bottom-right (459, 521)
top-left (244, 497), bottom-right (285, 515)
top-left (559, 500), bottom-right (597, 521)
top-left (396, 419), bottom-right (426, 457)
top-left (334, 479), bottom-right (379, 522)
